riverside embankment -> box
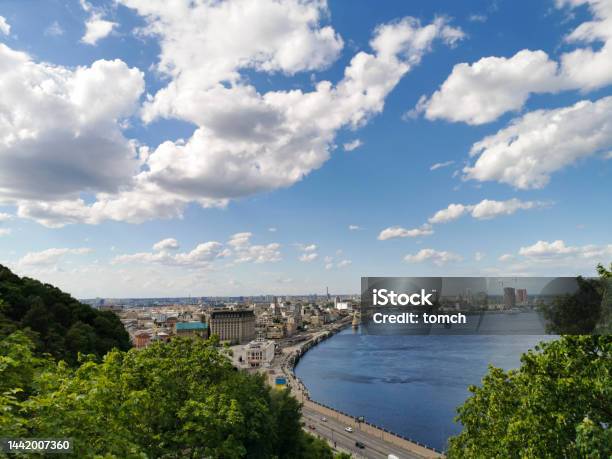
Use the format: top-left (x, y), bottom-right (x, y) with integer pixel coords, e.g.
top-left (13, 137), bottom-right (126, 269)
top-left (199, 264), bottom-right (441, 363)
top-left (274, 319), bottom-right (444, 458)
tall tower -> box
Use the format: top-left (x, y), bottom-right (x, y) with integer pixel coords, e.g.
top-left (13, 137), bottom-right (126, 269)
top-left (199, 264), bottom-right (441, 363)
top-left (503, 287), bottom-right (516, 309)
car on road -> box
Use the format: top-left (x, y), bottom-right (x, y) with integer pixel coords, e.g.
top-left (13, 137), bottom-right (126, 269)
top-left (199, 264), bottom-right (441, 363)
top-left (321, 417), bottom-right (327, 422)
top-left (345, 426), bottom-right (353, 433)
top-left (355, 441), bottom-right (365, 449)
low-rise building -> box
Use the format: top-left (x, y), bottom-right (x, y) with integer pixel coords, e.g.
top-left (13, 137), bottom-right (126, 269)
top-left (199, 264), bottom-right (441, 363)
top-left (335, 301), bottom-right (351, 310)
top-left (175, 321), bottom-right (209, 338)
top-left (308, 314), bottom-right (324, 327)
top-left (266, 325), bottom-right (284, 339)
top-left (237, 339), bottom-right (275, 368)
top-left (133, 330), bottom-right (152, 348)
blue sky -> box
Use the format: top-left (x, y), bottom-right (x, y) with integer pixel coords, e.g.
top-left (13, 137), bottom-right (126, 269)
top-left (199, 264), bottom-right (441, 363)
top-left (0, 0), bottom-right (610, 298)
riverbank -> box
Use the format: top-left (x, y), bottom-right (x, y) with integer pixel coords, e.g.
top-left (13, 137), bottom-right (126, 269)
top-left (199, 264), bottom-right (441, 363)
top-left (274, 319), bottom-right (444, 458)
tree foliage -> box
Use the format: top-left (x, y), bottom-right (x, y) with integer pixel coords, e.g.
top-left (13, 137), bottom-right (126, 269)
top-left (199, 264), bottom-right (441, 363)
top-left (539, 264), bottom-right (612, 334)
top-left (0, 264), bottom-right (130, 364)
top-left (0, 334), bottom-right (336, 458)
top-left (447, 335), bottom-right (611, 458)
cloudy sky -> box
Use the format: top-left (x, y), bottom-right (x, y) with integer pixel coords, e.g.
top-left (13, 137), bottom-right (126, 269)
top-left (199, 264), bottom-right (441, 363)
top-left (0, 0), bottom-right (610, 298)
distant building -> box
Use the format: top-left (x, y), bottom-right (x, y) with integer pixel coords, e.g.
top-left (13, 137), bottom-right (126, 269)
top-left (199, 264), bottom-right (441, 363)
top-left (284, 316), bottom-right (298, 336)
top-left (309, 314), bottom-right (324, 327)
top-left (504, 287), bottom-right (516, 309)
top-left (516, 288), bottom-right (528, 304)
top-left (335, 301), bottom-right (350, 310)
top-left (175, 321), bottom-right (209, 338)
top-left (133, 331), bottom-right (151, 348)
top-left (208, 309), bottom-right (255, 344)
top-left (266, 324), bottom-right (285, 339)
top-left (154, 331), bottom-right (171, 343)
top-left (270, 297), bottom-right (281, 318)
top-left (166, 316), bottom-right (178, 329)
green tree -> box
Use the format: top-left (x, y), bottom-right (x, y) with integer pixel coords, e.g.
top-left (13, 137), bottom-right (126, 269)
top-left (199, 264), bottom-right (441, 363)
top-left (1, 334), bottom-right (335, 458)
top-left (539, 266), bottom-right (612, 334)
top-left (0, 264), bottom-right (130, 364)
top-left (270, 388), bottom-right (303, 457)
top-left (540, 277), bottom-right (602, 334)
top-left (447, 335), bottom-right (611, 458)
top-left (0, 331), bottom-right (53, 438)
top-left (595, 263), bottom-right (612, 334)
top-left (299, 433), bottom-right (334, 459)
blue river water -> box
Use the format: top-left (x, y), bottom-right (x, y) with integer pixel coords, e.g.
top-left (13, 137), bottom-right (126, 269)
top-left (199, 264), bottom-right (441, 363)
top-left (294, 325), bottom-right (553, 452)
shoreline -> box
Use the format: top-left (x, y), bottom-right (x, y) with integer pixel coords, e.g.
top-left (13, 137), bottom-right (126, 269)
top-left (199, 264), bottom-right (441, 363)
top-left (282, 319), bottom-right (445, 457)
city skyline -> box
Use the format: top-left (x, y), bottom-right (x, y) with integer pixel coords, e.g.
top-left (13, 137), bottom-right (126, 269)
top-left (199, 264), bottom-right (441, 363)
top-left (0, 0), bottom-right (611, 298)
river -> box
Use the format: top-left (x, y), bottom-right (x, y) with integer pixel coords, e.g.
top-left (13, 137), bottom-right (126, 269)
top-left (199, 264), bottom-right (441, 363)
top-left (294, 323), bottom-right (554, 451)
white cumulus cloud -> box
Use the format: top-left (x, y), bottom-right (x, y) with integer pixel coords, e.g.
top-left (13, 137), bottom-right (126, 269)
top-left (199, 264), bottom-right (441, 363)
top-left (0, 43), bottom-right (144, 220)
top-left (152, 238), bottom-right (180, 251)
top-left (417, 0), bottom-right (612, 124)
top-left (404, 249), bottom-right (462, 266)
top-left (517, 239), bottom-right (612, 262)
top-left (80, 0), bottom-right (117, 45)
top-left (428, 199), bottom-right (548, 223)
top-left (420, 50), bottom-right (562, 125)
top-left (428, 203), bottom-right (468, 224)
top-left (82, 15), bottom-right (117, 45)
top-left (382, 199), bottom-right (546, 245)
top-left (464, 97), bottom-right (612, 188)
top-left (228, 232), bottom-right (281, 263)
top-left (378, 224), bottom-right (433, 240)
top-left (18, 247), bottom-right (92, 267)
top-left (114, 241), bottom-right (229, 268)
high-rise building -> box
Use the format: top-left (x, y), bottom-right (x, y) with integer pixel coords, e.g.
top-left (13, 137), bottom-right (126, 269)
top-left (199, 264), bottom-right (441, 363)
top-left (503, 287), bottom-right (516, 309)
top-left (208, 309), bottom-right (255, 344)
top-left (516, 288), bottom-right (528, 304)
top-left (270, 296), bottom-right (280, 317)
